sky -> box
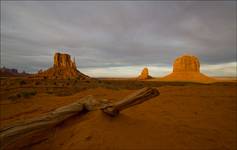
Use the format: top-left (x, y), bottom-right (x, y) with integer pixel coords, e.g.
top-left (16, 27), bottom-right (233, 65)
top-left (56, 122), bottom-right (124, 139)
top-left (1, 1), bottom-right (236, 77)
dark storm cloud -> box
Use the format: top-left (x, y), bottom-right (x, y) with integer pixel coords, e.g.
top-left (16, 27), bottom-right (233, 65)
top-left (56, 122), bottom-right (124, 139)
top-left (1, 1), bottom-right (236, 75)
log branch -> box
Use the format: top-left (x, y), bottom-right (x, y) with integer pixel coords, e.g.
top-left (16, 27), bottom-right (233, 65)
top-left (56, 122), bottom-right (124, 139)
top-left (0, 95), bottom-right (94, 149)
top-left (0, 87), bottom-right (160, 149)
top-left (101, 87), bottom-right (159, 116)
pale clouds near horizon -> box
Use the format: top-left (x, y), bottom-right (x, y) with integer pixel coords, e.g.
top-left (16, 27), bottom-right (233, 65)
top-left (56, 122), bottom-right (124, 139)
top-left (1, 1), bottom-right (236, 77)
top-left (80, 62), bottom-right (237, 77)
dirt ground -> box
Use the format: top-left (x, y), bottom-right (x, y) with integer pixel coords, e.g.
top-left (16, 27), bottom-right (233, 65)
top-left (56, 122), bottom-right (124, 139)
top-left (0, 78), bottom-right (236, 150)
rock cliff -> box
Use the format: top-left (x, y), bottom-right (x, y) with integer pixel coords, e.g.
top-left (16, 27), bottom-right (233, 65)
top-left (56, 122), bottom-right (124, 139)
top-left (160, 55), bottom-right (215, 83)
top-left (54, 53), bottom-right (76, 68)
top-left (33, 53), bottom-right (90, 80)
top-left (138, 67), bottom-right (152, 80)
top-left (173, 55), bottom-right (200, 72)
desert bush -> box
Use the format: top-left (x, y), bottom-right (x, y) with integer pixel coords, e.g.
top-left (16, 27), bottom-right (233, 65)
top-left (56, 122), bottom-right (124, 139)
top-left (19, 80), bottom-right (26, 85)
top-left (46, 91), bottom-right (54, 94)
top-left (7, 90), bottom-right (36, 100)
top-left (35, 81), bottom-right (40, 85)
top-left (21, 90), bottom-right (37, 98)
top-left (8, 94), bottom-right (21, 100)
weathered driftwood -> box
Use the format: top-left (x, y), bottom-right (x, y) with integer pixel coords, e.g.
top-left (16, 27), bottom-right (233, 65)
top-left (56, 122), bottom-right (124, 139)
top-left (101, 87), bottom-right (159, 116)
top-left (0, 95), bottom-right (94, 149)
top-left (0, 87), bottom-right (159, 149)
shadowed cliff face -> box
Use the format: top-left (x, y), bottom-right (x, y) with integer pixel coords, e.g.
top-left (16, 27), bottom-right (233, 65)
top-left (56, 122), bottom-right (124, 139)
top-left (32, 53), bottom-right (90, 80)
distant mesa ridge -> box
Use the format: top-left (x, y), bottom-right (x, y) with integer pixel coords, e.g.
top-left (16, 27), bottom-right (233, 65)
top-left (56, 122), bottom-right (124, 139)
top-left (0, 67), bottom-right (29, 77)
top-left (32, 52), bottom-right (90, 80)
top-left (160, 54), bottom-right (215, 83)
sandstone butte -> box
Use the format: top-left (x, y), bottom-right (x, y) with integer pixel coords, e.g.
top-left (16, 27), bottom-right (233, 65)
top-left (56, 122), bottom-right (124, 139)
top-left (160, 55), bottom-right (216, 83)
top-left (138, 67), bottom-right (152, 80)
top-left (32, 52), bottom-right (90, 80)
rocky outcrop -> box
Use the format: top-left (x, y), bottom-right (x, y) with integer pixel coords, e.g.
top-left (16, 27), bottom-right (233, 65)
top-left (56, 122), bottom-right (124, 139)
top-left (33, 53), bottom-right (90, 80)
top-left (138, 67), bottom-right (152, 80)
top-left (173, 55), bottom-right (200, 72)
top-left (54, 53), bottom-right (76, 68)
top-left (0, 67), bottom-right (29, 77)
top-left (160, 55), bottom-right (215, 83)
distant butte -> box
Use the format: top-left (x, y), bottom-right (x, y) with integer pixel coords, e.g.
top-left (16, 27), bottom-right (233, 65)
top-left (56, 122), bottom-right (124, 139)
top-left (160, 55), bottom-right (215, 83)
top-left (0, 67), bottom-right (29, 77)
top-left (138, 67), bottom-right (152, 80)
top-left (32, 52), bottom-right (90, 80)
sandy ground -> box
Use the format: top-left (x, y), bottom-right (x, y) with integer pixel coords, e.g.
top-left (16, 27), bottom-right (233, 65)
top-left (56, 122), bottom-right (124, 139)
top-left (0, 80), bottom-right (236, 150)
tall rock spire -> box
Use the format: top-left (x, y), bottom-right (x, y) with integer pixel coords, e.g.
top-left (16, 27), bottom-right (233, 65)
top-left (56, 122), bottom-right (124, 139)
top-left (138, 67), bottom-right (152, 80)
top-left (73, 56), bottom-right (76, 68)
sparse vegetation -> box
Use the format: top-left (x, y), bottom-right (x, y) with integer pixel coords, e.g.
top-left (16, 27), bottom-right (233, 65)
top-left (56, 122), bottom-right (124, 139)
top-left (19, 80), bottom-right (26, 85)
top-left (35, 81), bottom-right (40, 85)
top-left (8, 94), bottom-right (21, 100)
top-left (21, 90), bottom-right (37, 98)
top-left (8, 89), bottom-right (37, 100)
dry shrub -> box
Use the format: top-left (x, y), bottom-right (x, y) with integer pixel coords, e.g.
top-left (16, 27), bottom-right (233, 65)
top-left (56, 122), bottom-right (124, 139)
top-left (19, 80), bottom-right (26, 85)
top-left (8, 89), bottom-right (37, 100)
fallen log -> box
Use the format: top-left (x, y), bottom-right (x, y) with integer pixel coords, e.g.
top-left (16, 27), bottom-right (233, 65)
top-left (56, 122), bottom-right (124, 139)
top-left (0, 95), bottom-right (94, 149)
top-left (0, 87), bottom-right (159, 149)
top-left (101, 87), bottom-right (159, 116)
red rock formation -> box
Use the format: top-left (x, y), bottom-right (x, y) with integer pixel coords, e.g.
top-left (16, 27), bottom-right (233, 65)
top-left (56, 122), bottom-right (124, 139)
top-left (138, 67), bottom-right (152, 80)
top-left (160, 55), bottom-right (215, 83)
top-left (173, 55), bottom-right (200, 72)
top-left (54, 53), bottom-right (76, 68)
top-left (33, 53), bottom-right (90, 80)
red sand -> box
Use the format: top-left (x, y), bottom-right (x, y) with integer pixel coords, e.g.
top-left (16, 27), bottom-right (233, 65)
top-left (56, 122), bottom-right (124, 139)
top-left (1, 85), bottom-right (236, 150)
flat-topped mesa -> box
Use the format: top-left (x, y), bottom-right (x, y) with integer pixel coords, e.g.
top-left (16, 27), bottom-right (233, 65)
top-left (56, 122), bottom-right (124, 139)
top-left (138, 67), bottom-right (152, 80)
top-left (32, 52), bottom-right (90, 80)
top-left (160, 54), bottom-right (216, 83)
top-left (54, 53), bottom-right (76, 69)
top-left (173, 55), bottom-right (200, 73)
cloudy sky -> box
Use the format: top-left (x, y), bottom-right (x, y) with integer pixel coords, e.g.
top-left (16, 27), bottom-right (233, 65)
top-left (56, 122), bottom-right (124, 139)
top-left (1, 1), bottom-right (236, 77)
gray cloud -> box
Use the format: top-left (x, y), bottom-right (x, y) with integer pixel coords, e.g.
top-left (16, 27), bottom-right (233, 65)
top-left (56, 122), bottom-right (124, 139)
top-left (1, 1), bottom-right (236, 76)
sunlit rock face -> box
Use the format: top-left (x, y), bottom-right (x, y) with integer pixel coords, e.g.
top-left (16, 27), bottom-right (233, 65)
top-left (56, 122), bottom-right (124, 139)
top-left (32, 52), bottom-right (90, 80)
top-left (173, 55), bottom-right (200, 73)
top-left (138, 67), bottom-right (152, 80)
top-left (160, 54), bottom-right (215, 83)
top-left (54, 53), bottom-right (76, 68)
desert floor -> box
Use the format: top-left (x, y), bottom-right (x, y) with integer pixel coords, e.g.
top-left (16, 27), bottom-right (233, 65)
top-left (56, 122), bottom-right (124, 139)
top-left (0, 78), bottom-right (237, 150)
